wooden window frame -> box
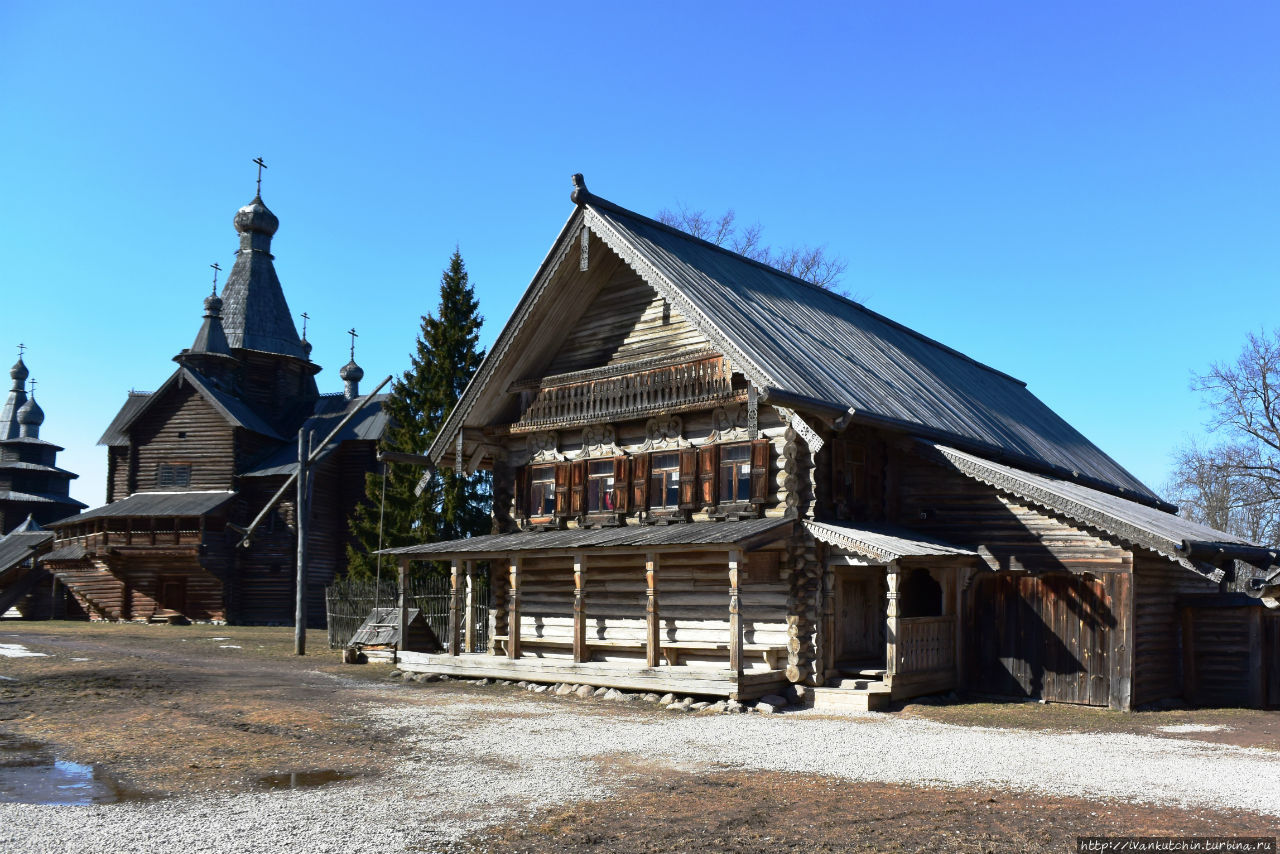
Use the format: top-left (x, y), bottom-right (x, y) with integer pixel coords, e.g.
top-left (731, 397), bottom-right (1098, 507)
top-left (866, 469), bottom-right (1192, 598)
top-left (526, 464), bottom-right (557, 522)
top-left (157, 462), bottom-right (192, 489)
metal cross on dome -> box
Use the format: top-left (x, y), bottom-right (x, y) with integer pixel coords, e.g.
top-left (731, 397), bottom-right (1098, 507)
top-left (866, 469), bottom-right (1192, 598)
top-left (252, 157), bottom-right (267, 195)
top-left (28, 377), bottom-right (36, 398)
top-left (300, 312), bottom-right (310, 342)
top-left (210, 262), bottom-right (222, 296)
top-left (347, 327), bottom-right (358, 360)
top-left (16, 343), bottom-right (25, 359)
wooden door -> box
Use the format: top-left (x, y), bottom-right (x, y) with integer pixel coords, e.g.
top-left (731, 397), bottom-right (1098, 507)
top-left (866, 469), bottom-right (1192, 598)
top-left (969, 572), bottom-right (1117, 706)
top-left (159, 578), bottom-right (186, 614)
top-left (836, 571), bottom-right (885, 666)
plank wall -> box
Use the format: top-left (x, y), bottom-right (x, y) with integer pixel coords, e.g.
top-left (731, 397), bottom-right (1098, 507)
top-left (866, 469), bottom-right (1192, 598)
top-left (129, 383), bottom-right (235, 492)
top-left (545, 264), bottom-right (710, 375)
top-left (1131, 552), bottom-right (1217, 706)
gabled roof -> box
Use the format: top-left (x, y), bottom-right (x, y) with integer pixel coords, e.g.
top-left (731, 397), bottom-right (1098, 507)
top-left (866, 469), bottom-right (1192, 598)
top-left (104, 367), bottom-right (282, 444)
top-left (242, 393), bottom-right (389, 477)
top-left (0, 519), bottom-right (53, 577)
top-left (431, 177), bottom-right (1160, 506)
top-left (803, 520), bottom-right (977, 564)
top-left (924, 443), bottom-right (1277, 580)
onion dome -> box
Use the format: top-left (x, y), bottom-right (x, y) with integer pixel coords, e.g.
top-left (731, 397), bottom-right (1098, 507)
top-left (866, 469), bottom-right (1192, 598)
top-left (204, 292), bottom-right (223, 315)
top-left (10, 357), bottom-right (28, 387)
top-left (340, 359), bottom-right (364, 400)
top-left (17, 396), bottom-right (43, 428)
top-left (233, 194), bottom-right (280, 237)
top-left (17, 395), bottom-right (43, 438)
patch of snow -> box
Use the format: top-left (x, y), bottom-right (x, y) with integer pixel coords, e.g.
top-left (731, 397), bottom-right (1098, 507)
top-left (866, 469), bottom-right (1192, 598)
top-left (0, 643), bottom-right (47, 658)
top-left (218, 645), bottom-right (241, 649)
top-left (0, 675), bottom-right (15, 681)
top-left (208, 637), bottom-right (230, 641)
top-left (70, 658), bottom-right (89, 662)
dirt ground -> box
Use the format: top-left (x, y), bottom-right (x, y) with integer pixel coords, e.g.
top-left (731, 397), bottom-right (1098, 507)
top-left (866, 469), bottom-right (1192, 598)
top-left (0, 621), bottom-right (395, 795)
top-left (451, 769), bottom-right (1278, 854)
top-left (3, 621), bottom-right (1278, 852)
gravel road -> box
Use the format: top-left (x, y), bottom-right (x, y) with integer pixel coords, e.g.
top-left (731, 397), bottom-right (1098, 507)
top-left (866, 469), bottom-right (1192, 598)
top-left (3, 683), bottom-right (1277, 854)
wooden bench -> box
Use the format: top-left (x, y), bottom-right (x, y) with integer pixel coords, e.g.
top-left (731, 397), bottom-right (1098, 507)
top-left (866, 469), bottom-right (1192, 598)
top-left (660, 642), bottom-right (787, 669)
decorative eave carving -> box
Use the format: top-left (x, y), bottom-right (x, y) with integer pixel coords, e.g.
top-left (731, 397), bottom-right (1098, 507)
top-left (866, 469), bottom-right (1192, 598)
top-left (773, 406), bottom-right (824, 453)
top-left (707, 403), bottom-right (749, 444)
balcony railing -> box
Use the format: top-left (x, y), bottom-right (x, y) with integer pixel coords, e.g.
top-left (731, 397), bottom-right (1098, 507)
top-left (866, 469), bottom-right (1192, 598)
top-left (513, 355), bottom-right (740, 432)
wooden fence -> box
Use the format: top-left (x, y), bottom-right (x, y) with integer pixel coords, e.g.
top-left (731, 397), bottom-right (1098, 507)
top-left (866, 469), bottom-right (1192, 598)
top-left (326, 573), bottom-right (490, 653)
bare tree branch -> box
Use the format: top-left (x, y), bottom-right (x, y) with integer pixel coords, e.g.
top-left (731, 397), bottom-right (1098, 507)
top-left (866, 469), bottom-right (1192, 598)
top-left (657, 206), bottom-right (850, 293)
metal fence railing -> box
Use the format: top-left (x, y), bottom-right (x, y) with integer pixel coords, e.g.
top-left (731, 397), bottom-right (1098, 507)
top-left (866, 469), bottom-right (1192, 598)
top-left (325, 569), bottom-right (490, 653)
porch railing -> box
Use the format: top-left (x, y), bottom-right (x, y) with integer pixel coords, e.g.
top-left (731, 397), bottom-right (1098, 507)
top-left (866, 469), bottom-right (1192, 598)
top-left (897, 615), bottom-right (956, 673)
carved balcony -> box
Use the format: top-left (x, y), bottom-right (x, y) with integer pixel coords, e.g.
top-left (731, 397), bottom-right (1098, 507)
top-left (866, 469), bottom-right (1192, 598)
top-left (511, 354), bottom-right (744, 433)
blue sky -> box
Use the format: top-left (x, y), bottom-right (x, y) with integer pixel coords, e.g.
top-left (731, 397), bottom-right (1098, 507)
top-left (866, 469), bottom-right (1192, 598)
top-left (2, 2), bottom-right (1277, 507)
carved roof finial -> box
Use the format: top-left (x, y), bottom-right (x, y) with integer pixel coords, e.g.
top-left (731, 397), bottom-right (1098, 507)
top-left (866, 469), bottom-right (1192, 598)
top-left (570, 173), bottom-right (589, 206)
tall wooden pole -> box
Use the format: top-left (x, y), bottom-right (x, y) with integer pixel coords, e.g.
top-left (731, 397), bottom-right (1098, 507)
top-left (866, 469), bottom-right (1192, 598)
top-left (397, 557), bottom-right (409, 665)
top-left (294, 430), bottom-right (310, 656)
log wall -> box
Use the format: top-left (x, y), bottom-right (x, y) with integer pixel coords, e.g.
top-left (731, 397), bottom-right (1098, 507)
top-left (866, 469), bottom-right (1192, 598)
top-left (1131, 552), bottom-right (1218, 706)
top-left (129, 384), bottom-right (235, 493)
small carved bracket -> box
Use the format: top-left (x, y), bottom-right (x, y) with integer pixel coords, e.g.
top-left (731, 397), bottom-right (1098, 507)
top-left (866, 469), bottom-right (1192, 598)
top-left (527, 431), bottom-right (564, 463)
top-left (640, 414), bottom-right (686, 451)
top-left (577, 423), bottom-right (622, 459)
top-left (579, 226), bottom-right (590, 272)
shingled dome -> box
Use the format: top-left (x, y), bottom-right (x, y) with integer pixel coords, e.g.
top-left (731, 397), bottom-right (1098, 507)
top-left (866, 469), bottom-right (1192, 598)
top-left (218, 194), bottom-right (308, 359)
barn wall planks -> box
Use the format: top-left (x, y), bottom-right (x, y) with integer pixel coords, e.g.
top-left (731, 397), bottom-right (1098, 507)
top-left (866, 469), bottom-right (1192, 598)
top-left (1131, 552), bottom-right (1218, 706)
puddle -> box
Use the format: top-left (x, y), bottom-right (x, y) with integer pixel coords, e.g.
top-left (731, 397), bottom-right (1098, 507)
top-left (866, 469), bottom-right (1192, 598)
top-left (254, 770), bottom-right (356, 790)
top-left (0, 736), bottom-right (143, 805)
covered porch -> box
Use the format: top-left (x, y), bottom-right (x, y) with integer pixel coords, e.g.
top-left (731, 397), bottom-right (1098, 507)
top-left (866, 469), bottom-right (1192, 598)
top-left (804, 520), bottom-right (980, 704)
top-left (378, 517), bottom-right (795, 700)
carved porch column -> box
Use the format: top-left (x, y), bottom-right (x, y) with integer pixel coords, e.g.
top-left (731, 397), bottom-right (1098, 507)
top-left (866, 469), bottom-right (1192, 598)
top-left (885, 560), bottom-right (901, 687)
top-left (464, 561), bottom-right (477, 654)
top-left (508, 556), bottom-right (522, 659)
top-left (573, 555), bottom-right (588, 663)
top-left (729, 548), bottom-right (744, 677)
top-left (449, 559), bottom-right (462, 656)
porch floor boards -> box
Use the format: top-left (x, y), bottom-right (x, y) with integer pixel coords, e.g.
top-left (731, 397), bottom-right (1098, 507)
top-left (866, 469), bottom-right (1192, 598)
top-left (372, 651), bottom-right (787, 700)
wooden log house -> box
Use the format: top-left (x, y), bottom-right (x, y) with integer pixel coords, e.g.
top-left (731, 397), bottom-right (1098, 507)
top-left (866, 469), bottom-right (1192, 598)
top-left (42, 190), bottom-right (388, 625)
top-left (381, 175), bottom-right (1279, 710)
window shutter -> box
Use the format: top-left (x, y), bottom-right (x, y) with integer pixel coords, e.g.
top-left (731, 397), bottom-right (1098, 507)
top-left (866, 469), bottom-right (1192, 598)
top-left (631, 452), bottom-right (650, 511)
top-left (611, 456), bottom-right (630, 513)
top-left (514, 465), bottom-right (530, 518)
top-left (569, 460), bottom-right (587, 515)
top-left (750, 439), bottom-right (770, 505)
top-left (678, 448), bottom-right (698, 510)
top-left (554, 462), bottom-right (571, 516)
top-left (698, 444), bottom-right (719, 507)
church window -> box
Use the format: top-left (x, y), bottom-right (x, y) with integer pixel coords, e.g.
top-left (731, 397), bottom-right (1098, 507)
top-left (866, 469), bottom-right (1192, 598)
top-left (157, 463), bottom-right (192, 488)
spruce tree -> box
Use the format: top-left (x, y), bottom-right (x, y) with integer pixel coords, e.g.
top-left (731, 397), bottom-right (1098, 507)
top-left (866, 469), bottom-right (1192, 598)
top-left (345, 249), bottom-right (489, 580)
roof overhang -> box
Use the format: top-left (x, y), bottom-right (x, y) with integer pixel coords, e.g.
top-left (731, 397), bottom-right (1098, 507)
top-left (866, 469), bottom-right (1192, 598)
top-left (803, 520), bottom-right (977, 565)
top-left (54, 491), bottom-right (236, 524)
top-left (378, 517), bottom-right (793, 560)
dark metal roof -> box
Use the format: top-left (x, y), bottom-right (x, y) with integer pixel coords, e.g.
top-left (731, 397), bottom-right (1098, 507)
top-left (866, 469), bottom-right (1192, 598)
top-left (59, 491), bottom-right (235, 523)
top-left (583, 198), bottom-right (1159, 504)
top-left (243, 393), bottom-right (389, 477)
top-left (0, 490), bottom-right (87, 510)
top-left (98, 392), bottom-right (153, 446)
top-left (107, 368), bottom-right (282, 443)
top-left (803, 520), bottom-right (977, 564)
top-left (379, 516), bottom-right (792, 557)
top-left (0, 528), bottom-right (52, 576)
top-left (0, 460), bottom-right (79, 478)
top-left (927, 443), bottom-right (1269, 578)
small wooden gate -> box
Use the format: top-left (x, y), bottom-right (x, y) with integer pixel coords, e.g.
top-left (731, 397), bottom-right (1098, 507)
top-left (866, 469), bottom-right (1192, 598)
top-left (969, 572), bottom-right (1124, 707)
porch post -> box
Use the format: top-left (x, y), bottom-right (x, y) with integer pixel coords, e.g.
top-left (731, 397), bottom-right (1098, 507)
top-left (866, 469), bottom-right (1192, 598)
top-left (645, 552), bottom-right (660, 667)
top-left (885, 560), bottom-right (901, 685)
top-left (448, 559), bottom-right (462, 656)
top-left (464, 561), bottom-right (477, 653)
top-left (487, 559), bottom-right (504, 656)
top-left (507, 555), bottom-right (522, 659)
top-left (573, 555), bottom-right (588, 663)
top-left (396, 557), bottom-right (410, 665)
top-left (728, 548), bottom-right (743, 677)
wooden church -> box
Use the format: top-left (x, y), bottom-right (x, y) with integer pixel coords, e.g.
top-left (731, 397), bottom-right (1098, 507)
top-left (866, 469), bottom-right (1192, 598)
top-left (43, 187), bottom-right (387, 625)
top-left (380, 174), bottom-right (1279, 710)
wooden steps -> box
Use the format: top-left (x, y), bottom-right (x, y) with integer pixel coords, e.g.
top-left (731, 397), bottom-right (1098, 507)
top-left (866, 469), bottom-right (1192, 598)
top-left (810, 681), bottom-right (892, 713)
